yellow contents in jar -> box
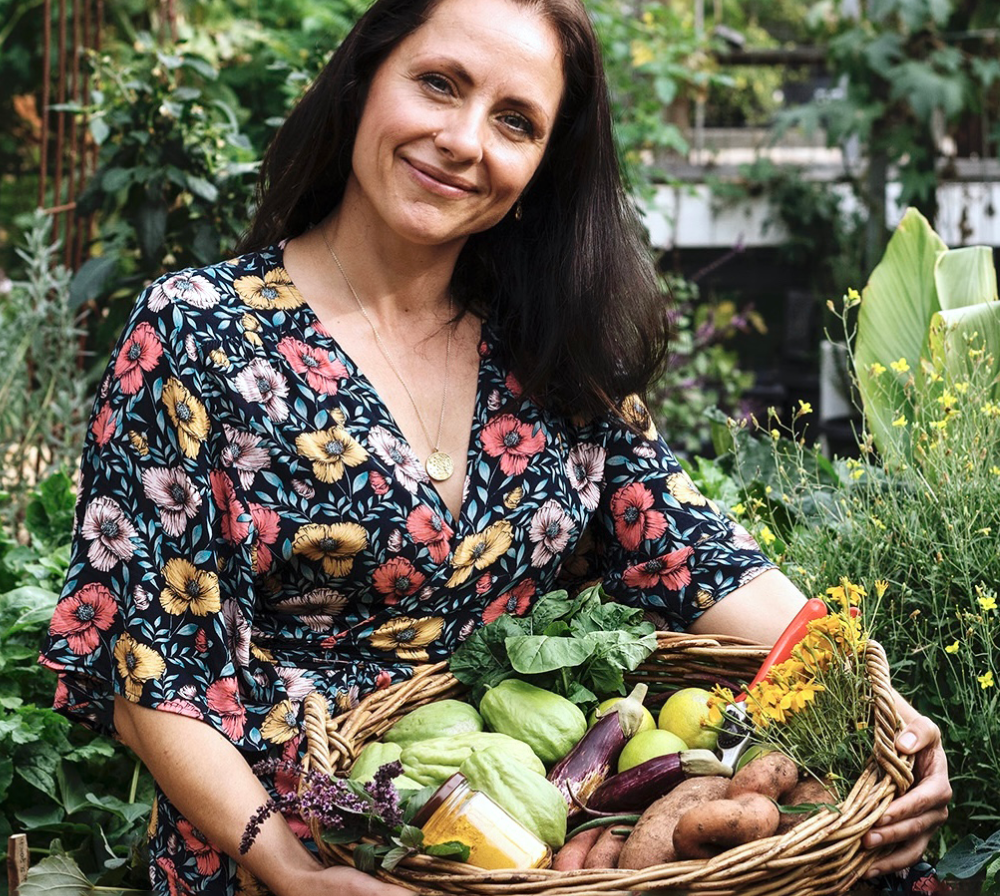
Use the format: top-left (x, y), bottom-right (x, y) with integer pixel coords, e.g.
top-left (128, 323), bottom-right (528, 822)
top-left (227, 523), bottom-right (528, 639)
top-left (418, 774), bottom-right (552, 870)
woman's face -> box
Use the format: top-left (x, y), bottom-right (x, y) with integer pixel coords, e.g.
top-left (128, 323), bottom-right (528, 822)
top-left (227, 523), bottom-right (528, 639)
top-left (346, 0), bottom-right (565, 248)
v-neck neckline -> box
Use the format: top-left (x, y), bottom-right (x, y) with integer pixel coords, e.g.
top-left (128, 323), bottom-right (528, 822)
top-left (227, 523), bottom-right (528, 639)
top-left (271, 243), bottom-right (488, 532)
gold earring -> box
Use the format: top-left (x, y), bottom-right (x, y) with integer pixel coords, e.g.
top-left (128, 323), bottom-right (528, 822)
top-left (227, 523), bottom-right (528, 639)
top-left (515, 197), bottom-right (523, 221)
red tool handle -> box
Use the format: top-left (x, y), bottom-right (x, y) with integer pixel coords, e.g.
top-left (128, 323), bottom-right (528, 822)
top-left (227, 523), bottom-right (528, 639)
top-left (739, 597), bottom-right (829, 699)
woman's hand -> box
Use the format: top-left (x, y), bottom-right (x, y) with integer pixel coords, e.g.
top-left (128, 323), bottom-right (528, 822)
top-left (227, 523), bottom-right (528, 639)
top-left (862, 708), bottom-right (952, 878)
top-left (281, 864), bottom-right (413, 896)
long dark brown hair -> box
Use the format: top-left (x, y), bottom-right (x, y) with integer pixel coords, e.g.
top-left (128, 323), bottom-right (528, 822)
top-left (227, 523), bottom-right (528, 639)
top-left (236, 0), bottom-right (669, 421)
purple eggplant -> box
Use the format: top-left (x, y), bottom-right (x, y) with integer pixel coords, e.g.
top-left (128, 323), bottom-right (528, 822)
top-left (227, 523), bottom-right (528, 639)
top-left (584, 749), bottom-right (732, 814)
top-left (547, 683), bottom-right (649, 819)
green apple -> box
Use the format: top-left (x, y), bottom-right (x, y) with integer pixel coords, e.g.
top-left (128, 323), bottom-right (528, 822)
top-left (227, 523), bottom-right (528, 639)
top-left (617, 729), bottom-right (688, 773)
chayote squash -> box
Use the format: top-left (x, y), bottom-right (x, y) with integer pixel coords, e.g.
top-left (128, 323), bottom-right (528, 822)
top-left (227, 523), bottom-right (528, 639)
top-left (400, 731), bottom-right (543, 786)
top-left (383, 699), bottom-right (484, 749)
top-left (348, 742), bottom-right (422, 790)
top-left (479, 680), bottom-right (586, 764)
top-left (460, 747), bottom-right (567, 848)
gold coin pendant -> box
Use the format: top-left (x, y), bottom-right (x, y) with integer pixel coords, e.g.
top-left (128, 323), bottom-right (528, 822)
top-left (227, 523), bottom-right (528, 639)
top-left (425, 451), bottom-right (454, 482)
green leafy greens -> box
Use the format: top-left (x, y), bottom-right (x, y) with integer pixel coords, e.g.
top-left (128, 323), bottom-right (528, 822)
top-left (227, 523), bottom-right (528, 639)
top-left (449, 584), bottom-right (657, 708)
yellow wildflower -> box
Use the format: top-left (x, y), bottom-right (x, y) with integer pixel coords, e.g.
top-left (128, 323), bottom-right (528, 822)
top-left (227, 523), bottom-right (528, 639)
top-left (978, 670), bottom-right (995, 690)
top-left (875, 579), bottom-right (889, 598)
top-left (889, 358), bottom-right (910, 374)
top-left (869, 362), bottom-right (887, 377)
top-left (845, 287), bottom-right (861, 307)
top-left (826, 579), bottom-right (866, 607)
top-left (796, 400), bottom-right (813, 417)
top-left (871, 516), bottom-right (886, 531)
top-left (929, 420), bottom-right (948, 431)
top-left (954, 382), bottom-right (970, 395)
top-left (892, 415), bottom-right (908, 428)
top-left (731, 502), bottom-right (746, 517)
top-left (978, 595), bottom-right (997, 612)
top-left (944, 641), bottom-right (960, 654)
top-left (630, 40), bottom-right (654, 68)
top-left (937, 391), bottom-right (957, 406)
top-left (758, 526), bottom-right (776, 547)
top-left (991, 466), bottom-right (1000, 476)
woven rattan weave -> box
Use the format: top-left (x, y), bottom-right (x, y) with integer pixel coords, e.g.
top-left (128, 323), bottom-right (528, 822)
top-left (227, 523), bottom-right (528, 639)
top-left (302, 632), bottom-right (913, 896)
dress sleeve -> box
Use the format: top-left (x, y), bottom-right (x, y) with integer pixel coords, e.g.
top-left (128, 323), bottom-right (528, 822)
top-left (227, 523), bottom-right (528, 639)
top-left (583, 397), bottom-right (775, 631)
top-left (39, 284), bottom-right (261, 750)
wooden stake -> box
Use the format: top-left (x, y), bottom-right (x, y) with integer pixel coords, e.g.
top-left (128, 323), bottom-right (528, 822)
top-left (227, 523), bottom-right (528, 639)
top-left (7, 834), bottom-right (29, 896)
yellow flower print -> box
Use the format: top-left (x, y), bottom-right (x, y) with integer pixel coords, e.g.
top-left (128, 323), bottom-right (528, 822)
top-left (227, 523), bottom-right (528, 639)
top-left (235, 267), bottom-right (303, 311)
top-left (666, 472), bottom-right (707, 506)
top-left (261, 699), bottom-right (300, 744)
top-left (161, 377), bottom-right (209, 458)
top-left (447, 520), bottom-right (513, 587)
top-left (242, 313), bottom-right (263, 347)
top-left (503, 486), bottom-right (524, 509)
top-left (368, 615), bottom-right (445, 662)
top-left (160, 558), bottom-right (222, 616)
top-left (127, 430), bottom-right (149, 456)
top-left (293, 522), bottom-right (367, 577)
top-left (619, 394), bottom-right (657, 440)
top-left (295, 427), bottom-right (368, 483)
top-left (113, 632), bottom-right (166, 702)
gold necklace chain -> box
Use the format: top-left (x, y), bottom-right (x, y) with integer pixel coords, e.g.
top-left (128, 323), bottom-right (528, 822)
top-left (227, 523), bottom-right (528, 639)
top-left (322, 231), bottom-right (455, 482)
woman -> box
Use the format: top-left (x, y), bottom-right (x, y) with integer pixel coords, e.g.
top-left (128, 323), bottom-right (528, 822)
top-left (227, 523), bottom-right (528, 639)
top-left (40, 0), bottom-right (950, 893)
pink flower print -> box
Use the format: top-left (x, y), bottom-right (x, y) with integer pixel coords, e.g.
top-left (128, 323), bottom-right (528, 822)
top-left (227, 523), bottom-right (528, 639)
top-left (49, 582), bottom-right (117, 655)
top-left (274, 667), bottom-right (315, 702)
top-left (610, 483), bottom-right (667, 552)
top-left (566, 443), bottom-right (606, 511)
top-left (368, 426), bottom-right (429, 494)
top-left (158, 698), bottom-right (203, 720)
top-left (272, 589), bottom-right (347, 632)
top-left (504, 373), bottom-right (523, 397)
top-left (276, 336), bottom-right (348, 395)
top-left (370, 471), bottom-right (390, 496)
top-left (476, 573), bottom-right (493, 594)
top-left (81, 496), bottom-right (136, 570)
top-left (142, 466), bottom-right (202, 537)
top-left (205, 676), bottom-right (246, 740)
top-left (373, 558), bottom-right (426, 604)
top-left (113, 321), bottom-right (162, 394)
top-left (480, 414), bottom-right (546, 476)
top-left (221, 425), bottom-right (271, 490)
top-left (622, 546), bottom-right (695, 591)
top-left (161, 272), bottom-right (220, 309)
top-left (249, 503), bottom-right (280, 574)
top-left (234, 359), bottom-right (289, 423)
top-left (209, 471), bottom-right (249, 544)
top-left (406, 505), bottom-right (454, 563)
top-left (483, 579), bottom-right (536, 624)
top-left (177, 819), bottom-right (221, 876)
top-left (222, 599), bottom-right (251, 668)
top-left (91, 403), bottom-right (116, 447)
top-left (487, 389), bottom-right (502, 411)
top-left (528, 499), bottom-right (575, 567)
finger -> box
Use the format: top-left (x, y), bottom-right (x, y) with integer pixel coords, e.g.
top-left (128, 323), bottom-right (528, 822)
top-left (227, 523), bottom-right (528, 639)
top-left (864, 806), bottom-right (949, 850)
top-left (874, 777), bottom-right (951, 832)
top-left (864, 835), bottom-right (933, 879)
top-left (895, 717), bottom-right (942, 755)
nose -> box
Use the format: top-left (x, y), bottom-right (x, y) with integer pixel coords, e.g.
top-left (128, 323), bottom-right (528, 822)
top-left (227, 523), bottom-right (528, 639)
top-left (434, 106), bottom-right (485, 163)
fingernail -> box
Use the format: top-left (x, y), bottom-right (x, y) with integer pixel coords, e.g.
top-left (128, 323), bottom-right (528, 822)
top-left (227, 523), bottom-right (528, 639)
top-left (880, 815), bottom-right (892, 826)
top-left (868, 832), bottom-right (882, 847)
top-left (898, 731), bottom-right (918, 751)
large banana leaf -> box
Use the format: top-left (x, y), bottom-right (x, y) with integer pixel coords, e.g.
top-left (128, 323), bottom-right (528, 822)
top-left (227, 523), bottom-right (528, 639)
top-left (934, 246), bottom-right (998, 311)
top-left (928, 303), bottom-right (1000, 397)
top-left (854, 208), bottom-right (946, 462)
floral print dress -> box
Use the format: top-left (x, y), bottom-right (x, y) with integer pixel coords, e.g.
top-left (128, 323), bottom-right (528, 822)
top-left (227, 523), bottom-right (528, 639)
top-left (39, 244), bottom-right (773, 895)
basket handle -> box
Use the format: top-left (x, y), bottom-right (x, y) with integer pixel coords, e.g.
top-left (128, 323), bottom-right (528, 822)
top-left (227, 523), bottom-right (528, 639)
top-left (865, 639), bottom-right (915, 794)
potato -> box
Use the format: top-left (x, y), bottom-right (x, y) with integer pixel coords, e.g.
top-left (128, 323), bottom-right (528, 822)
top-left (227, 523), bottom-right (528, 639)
top-left (583, 825), bottom-right (631, 869)
top-left (617, 775), bottom-right (730, 869)
top-left (551, 827), bottom-right (603, 871)
top-left (776, 779), bottom-right (838, 834)
top-left (726, 752), bottom-right (798, 801)
top-left (673, 793), bottom-right (781, 860)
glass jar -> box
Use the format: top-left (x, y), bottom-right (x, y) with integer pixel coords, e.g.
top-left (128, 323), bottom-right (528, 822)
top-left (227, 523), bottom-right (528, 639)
top-left (413, 773), bottom-right (552, 870)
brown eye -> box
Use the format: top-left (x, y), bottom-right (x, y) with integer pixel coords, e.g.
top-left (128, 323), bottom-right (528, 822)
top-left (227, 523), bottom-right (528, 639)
top-left (420, 73), bottom-right (453, 95)
top-left (500, 112), bottom-right (534, 137)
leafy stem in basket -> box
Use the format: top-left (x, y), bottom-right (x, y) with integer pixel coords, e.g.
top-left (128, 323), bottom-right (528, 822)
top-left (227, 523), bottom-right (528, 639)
top-left (449, 584), bottom-right (657, 708)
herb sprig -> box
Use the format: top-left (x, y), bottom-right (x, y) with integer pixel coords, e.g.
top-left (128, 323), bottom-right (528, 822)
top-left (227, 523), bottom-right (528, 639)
top-left (449, 584), bottom-right (657, 708)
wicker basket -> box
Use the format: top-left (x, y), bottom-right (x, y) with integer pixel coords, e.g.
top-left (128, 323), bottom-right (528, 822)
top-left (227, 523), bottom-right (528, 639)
top-left (302, 632), bottom-right (914, 896)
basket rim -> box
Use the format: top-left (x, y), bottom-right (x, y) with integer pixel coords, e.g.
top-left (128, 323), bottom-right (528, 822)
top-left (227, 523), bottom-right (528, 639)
top-left (299, 633), bottom-right (914, 896)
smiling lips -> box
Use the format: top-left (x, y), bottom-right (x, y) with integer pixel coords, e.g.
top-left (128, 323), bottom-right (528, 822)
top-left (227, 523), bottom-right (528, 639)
top-left (404, 157), bottom-right (478, 197)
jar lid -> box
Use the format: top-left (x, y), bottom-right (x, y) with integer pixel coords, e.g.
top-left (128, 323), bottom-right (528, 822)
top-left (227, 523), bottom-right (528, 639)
top-left (411, 773), bottom-right (467, 828)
